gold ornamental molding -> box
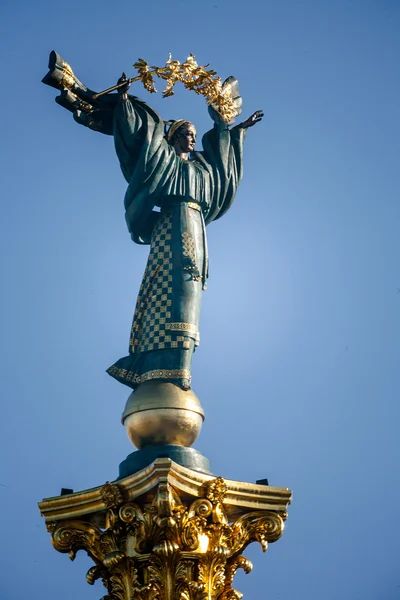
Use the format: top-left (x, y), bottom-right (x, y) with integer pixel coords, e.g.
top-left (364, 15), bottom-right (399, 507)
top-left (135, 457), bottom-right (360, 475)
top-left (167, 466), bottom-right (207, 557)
top-left (39, 459), bottom-right (291, 600)
top-left (39, 458), bottom-right (291, 524)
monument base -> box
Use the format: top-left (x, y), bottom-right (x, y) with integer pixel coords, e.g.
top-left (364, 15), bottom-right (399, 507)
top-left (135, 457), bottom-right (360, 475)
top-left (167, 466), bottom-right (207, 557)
top-left (39, 458), bottom-right (291, 600)
top-left (118, 444), bottom-right (210, 478)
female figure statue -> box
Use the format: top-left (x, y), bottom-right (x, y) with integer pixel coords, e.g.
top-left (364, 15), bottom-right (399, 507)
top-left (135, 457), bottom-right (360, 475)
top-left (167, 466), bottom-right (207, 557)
top-left (42, 54), bottom-right (263, 391)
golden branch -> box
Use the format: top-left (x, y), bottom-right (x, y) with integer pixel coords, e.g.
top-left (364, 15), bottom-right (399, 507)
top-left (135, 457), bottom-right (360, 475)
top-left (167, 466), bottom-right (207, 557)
top-left (94, 54), bottom-right (237, 124)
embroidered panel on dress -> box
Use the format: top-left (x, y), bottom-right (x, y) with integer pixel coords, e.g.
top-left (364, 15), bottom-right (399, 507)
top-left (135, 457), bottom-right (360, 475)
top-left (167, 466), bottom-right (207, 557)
top-left (129, 214), bottom-right (197, 353)
top-left (182, 231), bottom-right (201, 281)
top-left (166, 322), bottom-right (200, 345)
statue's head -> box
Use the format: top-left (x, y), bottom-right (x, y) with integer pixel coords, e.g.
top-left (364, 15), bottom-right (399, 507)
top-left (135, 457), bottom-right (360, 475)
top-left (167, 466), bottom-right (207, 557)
top-left (167, 120), bottom-right (197, 155)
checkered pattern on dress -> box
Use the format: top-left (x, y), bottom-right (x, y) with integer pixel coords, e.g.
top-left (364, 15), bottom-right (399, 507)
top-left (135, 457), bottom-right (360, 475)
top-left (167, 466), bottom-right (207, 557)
top-left (129, 212), bottom-right (192, 353)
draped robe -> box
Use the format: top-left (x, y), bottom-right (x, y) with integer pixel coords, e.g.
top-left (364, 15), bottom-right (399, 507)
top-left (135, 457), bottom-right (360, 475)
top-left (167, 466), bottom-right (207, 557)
top-left (106, 96), bottom-right (246, 390)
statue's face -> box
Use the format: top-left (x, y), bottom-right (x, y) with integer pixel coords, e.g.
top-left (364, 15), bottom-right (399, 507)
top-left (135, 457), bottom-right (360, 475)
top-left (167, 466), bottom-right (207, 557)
top-left (173, 123), bottom-right (197, 154)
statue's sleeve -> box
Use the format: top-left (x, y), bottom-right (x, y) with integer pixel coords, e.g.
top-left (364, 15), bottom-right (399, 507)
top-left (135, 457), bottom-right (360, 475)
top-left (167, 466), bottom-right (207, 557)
top-left (114, 97), bottom-right (174, 245)
top-left (113, 98), bottom-right (145, 183)
top-left (201, 108), bottom-right (246, 225)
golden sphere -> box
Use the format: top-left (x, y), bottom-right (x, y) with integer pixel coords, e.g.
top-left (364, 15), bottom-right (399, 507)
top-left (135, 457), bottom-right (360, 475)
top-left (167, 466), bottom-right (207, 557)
top-left (122, 381), bottom-right (205, 450)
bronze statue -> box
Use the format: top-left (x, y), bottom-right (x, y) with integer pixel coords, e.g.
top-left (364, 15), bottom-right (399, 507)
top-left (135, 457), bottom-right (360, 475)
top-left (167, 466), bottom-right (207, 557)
top-left (42, 52), bottom-right (263, 392)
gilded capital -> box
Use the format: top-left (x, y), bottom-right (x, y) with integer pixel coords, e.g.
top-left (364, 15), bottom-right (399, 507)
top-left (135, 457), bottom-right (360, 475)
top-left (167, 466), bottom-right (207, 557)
top-left (40, 460), bottom-right (291, 600)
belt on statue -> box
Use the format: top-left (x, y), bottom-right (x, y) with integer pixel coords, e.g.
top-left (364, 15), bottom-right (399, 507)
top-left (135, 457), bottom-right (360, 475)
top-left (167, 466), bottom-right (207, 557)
top-left (161, 200), bottom-right (202, 213)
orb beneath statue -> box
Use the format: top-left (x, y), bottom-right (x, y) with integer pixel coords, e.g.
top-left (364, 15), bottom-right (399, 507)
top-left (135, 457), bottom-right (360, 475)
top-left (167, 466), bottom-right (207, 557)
top-left (122, 381), bottom-right (205, 449)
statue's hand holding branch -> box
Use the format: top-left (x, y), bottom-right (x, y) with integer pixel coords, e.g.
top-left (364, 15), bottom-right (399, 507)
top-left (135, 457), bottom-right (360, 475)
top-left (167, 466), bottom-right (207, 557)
top-left (117, 73), bottom-right (131, 100)
top-left (238, 110), bottom-right (264, 129)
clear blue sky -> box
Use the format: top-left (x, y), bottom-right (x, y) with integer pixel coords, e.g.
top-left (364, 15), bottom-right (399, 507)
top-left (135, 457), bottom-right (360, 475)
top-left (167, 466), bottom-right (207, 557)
top-left (1, 1), bottom-right (399, 599)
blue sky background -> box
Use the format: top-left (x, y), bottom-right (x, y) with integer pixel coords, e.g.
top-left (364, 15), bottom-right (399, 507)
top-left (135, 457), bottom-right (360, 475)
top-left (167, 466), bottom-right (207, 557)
top-left (1, 1), bottom-right (399, 598)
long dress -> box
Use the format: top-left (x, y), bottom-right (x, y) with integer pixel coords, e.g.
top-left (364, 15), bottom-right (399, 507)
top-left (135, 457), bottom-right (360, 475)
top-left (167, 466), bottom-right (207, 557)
top-left (106, 96), bottom-right (246, 390)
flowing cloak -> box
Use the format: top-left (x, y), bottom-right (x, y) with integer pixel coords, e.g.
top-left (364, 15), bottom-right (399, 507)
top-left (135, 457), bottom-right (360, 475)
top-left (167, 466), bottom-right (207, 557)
top-left (105, 96), bottom-right (246, 390)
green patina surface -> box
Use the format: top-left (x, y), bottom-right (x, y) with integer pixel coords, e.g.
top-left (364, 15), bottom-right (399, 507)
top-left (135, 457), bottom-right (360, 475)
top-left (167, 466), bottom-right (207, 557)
top-left (43, 52), bottom-right (246, 390)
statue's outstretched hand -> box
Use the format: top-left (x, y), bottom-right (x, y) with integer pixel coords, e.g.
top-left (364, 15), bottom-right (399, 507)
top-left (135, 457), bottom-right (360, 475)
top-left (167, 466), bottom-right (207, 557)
top-left (239, 110), bottom-right (264, 129)
top-left (117, 72), bottom-right (131, 96)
